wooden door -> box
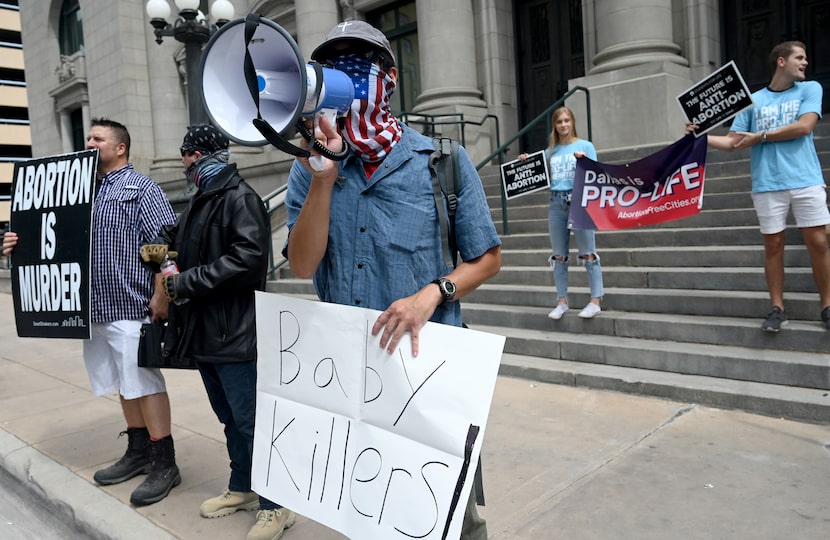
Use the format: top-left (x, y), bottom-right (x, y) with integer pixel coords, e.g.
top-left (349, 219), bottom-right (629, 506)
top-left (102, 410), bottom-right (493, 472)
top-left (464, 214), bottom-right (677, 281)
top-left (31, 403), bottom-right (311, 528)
top-left (723, 0), bottom-right (830, 113)
top-left (515, 0), bottom-right (585, 151)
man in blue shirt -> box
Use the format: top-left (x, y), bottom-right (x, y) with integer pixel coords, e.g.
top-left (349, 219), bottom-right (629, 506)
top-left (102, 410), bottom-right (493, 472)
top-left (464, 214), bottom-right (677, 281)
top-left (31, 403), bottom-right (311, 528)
top-left (284, 20), bottom-right (502, 540)
top-left (692, 41), bottom-right (830, 333)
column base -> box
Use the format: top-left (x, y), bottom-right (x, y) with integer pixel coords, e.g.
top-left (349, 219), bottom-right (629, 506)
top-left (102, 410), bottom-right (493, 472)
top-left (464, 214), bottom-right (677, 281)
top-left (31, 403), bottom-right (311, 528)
top-left (569, 61), bottom-right (695, 151)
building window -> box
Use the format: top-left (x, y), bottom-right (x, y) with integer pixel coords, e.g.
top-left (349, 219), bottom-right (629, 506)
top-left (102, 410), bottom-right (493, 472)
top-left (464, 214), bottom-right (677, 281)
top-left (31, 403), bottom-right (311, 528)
top-left (70, 108), bottom-right (85, 151)
top-left (368, 1), bottom-right (418, 114)
top-left (58, 0), bottom-right (84, 56)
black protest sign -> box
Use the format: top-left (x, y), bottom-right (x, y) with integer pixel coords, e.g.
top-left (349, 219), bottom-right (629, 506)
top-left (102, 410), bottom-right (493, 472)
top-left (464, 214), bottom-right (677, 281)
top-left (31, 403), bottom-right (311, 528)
top-left (9, 150), bottom-right (97, 338)
top-left (500, 150), bottom-right (550, 200)
top-left (677, 60), bottom-right (753, 135)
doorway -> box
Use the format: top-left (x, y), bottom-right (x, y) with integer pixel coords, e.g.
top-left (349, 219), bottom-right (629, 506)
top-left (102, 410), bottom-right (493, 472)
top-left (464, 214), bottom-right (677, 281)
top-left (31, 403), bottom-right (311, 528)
top-left (514, 0), bottom-right (585, 152)
top-left (722, 0), bottom-right (829, 112)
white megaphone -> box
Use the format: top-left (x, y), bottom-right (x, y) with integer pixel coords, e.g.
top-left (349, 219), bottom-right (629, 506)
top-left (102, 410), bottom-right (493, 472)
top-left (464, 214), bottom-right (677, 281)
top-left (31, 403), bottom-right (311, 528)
top-left (199, 14), bottom-right (354, 169)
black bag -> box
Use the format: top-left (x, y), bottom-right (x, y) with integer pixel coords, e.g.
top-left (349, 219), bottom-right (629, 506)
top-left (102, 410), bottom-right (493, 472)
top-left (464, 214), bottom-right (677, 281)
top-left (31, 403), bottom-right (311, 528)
top-left (137, 320), bottom-right (195, 369)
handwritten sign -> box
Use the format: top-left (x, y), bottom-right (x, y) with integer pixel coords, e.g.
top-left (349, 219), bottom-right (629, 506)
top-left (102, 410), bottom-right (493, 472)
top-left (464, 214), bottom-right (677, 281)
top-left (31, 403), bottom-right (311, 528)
top-left (9, 150), bottom-right (97, 338)
top-left (677, 61), bottom-right (753, 135)
top-left (500, 150), bottom-right (550, 200)
top-left (252, 292), bottom-right (505, 540)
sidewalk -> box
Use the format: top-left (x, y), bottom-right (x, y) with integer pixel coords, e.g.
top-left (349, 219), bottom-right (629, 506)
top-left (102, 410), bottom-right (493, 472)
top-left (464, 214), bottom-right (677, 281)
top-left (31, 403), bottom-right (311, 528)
top-left (1, 291), bottom-right (829, 539)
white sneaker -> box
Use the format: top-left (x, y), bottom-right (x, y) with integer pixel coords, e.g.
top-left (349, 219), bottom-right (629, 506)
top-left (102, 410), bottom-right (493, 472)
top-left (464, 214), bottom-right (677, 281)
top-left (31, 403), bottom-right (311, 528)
top-left (548, 303), bottom-right (569, 320)
top-left (578, 303), bottom-right (602, 319)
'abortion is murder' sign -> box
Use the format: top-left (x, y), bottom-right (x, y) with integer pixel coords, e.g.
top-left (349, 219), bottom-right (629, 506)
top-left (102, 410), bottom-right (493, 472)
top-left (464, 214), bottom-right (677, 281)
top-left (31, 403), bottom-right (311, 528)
top-left (569, 135), bottom-right (707, 230)
top-left (9, 150), bottom-right (97, 338)
top-left (252, 292), bottom-right (505, 540)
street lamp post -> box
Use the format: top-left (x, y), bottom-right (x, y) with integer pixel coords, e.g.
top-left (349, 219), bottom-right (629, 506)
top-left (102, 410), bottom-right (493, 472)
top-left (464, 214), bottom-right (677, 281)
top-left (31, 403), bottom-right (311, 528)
top-left (145, 0), bottom-right (234, 128)
top-left (145, 0), bottom-right (234, 198)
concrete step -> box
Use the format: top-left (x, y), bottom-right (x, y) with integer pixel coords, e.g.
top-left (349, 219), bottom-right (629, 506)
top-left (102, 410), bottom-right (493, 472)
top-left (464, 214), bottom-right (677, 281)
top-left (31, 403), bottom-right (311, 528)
top-left (461, 303), bottom-right (830, 354)
top-left (495, 208), bottom-right (761, 235)
top-left (496, 353), bottom-right (830, 423)
top-left (489, 265), bottom-right (818, 292)
top-left (477, 324), bottom-right (830, 390)
top-left (489, 190), bottom-right (755, 221)
top-left (465, 283), bottom-right (827, 321)
top-left (500, 245), bottom-right (813, 268)
top-left (498, 225), bottom-right (805, 250)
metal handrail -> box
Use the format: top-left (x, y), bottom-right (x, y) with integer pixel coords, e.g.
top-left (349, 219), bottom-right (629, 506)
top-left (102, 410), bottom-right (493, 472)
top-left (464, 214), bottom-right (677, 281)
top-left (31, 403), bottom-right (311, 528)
top-left (263, 183), bottom-right (289, 279)
top-left (475, 86), bottom-right (591, 235)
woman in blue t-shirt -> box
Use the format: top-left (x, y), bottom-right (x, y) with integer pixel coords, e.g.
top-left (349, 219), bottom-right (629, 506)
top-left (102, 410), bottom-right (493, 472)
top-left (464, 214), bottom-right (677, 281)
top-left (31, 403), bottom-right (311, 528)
top-left (520, 106), bottom-right (604, 320)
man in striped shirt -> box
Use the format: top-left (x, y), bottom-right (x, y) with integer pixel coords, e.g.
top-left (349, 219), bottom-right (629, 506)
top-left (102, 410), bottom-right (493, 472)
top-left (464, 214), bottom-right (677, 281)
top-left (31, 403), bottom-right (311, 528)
top-left (3, 118), bottom-right (179, 506)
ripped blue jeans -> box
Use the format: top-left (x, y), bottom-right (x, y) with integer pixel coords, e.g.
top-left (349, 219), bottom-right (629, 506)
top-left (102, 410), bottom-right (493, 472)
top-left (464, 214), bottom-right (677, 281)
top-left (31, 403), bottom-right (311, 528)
top-left (548, 190), bottom-right (604, 300)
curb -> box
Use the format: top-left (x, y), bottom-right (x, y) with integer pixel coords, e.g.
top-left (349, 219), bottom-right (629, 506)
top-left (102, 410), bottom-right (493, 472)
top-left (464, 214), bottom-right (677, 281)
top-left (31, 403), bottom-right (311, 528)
top-left (0, 428), bottom-right (174, 540)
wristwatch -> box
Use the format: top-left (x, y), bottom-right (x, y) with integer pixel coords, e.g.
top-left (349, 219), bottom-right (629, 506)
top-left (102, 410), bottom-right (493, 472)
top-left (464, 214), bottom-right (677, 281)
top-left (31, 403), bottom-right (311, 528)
top-left (432, 277), bottom-right (457, 304)
top-left (761, 131), bottom-right (768, 143)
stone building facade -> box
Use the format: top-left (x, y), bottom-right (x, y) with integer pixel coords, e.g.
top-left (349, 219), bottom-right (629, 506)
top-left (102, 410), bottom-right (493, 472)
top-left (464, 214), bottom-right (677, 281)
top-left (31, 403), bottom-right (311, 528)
top-left (17, 0), bottom-right (830, 199)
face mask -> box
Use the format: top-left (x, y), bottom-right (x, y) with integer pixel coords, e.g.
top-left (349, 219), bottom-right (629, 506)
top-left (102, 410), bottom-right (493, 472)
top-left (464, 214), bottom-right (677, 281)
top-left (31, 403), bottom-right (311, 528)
top-left (332, 55), bottom-right (401, 163)
top-left (186, 150), bottom-right (229, 188)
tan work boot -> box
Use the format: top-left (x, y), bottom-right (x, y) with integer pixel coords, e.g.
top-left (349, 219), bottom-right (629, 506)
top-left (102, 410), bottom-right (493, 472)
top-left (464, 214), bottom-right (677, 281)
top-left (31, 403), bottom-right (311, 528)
top-left (247, 508), bottom-right (296, 540)
top-left (200, 488), bottom-right (259, 518)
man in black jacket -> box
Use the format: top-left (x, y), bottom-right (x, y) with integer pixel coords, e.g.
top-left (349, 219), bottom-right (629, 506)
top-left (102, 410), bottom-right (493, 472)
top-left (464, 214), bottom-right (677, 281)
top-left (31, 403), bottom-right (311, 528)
top-left (141, 125), bottom-right (295, 540)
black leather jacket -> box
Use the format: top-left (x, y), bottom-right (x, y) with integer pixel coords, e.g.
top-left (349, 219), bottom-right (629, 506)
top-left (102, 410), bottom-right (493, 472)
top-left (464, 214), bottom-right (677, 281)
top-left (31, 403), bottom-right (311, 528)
top-left (154, 164), bottom-right (270, 364)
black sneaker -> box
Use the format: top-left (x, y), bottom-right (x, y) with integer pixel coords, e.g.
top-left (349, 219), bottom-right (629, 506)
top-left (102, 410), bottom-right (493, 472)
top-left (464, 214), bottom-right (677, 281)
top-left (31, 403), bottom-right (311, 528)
top-left (821, 307), bottom-right (830, 330)
top-left (761, 306), bottom-right (787, 332)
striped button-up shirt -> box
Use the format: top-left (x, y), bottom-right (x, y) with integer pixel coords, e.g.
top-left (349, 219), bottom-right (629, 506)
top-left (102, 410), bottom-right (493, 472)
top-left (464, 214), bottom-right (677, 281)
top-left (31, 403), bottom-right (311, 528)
top-left (90, 164), bottom-right (175, 323)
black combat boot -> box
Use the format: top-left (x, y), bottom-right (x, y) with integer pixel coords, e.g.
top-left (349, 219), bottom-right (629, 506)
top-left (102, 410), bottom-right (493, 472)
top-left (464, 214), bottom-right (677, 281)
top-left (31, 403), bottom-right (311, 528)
top-left (93, 427), bottom-right (151, 485)
top-left (129, 435), bottom-right (181, 506)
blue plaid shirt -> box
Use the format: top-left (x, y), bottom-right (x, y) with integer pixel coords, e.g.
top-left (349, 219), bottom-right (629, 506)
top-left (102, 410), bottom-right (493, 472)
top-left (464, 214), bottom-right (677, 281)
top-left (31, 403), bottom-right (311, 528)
top-left (284, 125), bottom-right (501, 326)
top-left (90, 164), bottom-right (175, 323)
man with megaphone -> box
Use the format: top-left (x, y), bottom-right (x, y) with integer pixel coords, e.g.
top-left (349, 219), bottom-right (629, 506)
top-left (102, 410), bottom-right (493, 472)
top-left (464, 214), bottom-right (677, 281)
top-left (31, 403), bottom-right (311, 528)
top-left (284, 20), bottom-right (502, 540)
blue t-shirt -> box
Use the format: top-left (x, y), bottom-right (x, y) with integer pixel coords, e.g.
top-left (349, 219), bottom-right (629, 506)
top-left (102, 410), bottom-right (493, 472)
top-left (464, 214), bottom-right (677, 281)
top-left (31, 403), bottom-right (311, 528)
top-left (284, 124), bottom-right (502, 327)
top-left (730, 80), bottom-right (824, 193)
top-left (545, 139), bottom-right (597, 191)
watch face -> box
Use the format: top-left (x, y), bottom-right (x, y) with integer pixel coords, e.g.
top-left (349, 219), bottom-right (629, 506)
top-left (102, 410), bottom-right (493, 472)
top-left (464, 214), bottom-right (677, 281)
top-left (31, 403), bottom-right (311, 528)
top-left (443, 280), bottom-right (456, 295)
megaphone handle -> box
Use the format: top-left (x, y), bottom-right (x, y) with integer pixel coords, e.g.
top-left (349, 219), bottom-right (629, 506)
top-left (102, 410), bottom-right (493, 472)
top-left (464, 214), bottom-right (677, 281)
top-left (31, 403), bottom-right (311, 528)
top-left (296, 120), bottom-right (349, 161)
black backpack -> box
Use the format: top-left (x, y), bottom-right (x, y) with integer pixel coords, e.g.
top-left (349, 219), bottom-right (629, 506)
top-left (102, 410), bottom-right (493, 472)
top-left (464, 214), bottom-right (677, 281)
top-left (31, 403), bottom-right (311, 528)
top-left (429, 137), bottom-right (461, 269)
top-left (429, 136), bottom-right (488, 506)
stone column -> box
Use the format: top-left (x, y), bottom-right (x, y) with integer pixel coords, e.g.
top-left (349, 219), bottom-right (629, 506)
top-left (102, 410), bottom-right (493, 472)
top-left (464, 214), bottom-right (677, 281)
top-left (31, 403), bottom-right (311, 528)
top-left (570, 0), bottom-right (694, 150)
top-left (144, 16), bottom-right (190, 189)
top-left (294, 0), bottom-right (339, 62)
top-left (589, 0), bottom-right (687, 74)
top-left (59, 112), bottom-right (73, 154)
top-left (411, 0), bottom-right (490, 157)
top-left (413, 0), bottom-right (485, 112)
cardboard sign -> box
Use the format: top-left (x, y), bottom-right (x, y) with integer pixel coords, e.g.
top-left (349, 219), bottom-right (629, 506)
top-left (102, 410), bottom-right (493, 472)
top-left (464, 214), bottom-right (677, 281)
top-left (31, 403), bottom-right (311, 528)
top-left (252, 292), bottom-right (505, 540)
top-left (569, 135), bottom-right (707, 230)
top-left (9, 150), bottom-right (97, 338)
top-left (500, 150), bottom-right (550, 200)
top-left (677, 60), bottom-right (753, 135)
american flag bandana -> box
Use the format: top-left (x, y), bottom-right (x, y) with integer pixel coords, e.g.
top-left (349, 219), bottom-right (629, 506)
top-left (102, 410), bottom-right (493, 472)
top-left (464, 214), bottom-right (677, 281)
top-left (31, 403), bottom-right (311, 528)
top-left (332, 55), bottom-right (402, 163)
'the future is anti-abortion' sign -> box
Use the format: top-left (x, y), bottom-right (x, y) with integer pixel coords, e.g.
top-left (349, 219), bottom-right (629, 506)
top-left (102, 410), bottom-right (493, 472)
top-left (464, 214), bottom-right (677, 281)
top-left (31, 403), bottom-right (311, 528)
top-left (677, 60), bottom-right (753, 135)
top-left (9, 150), bottom-right (97, 338)
top-left (500, 150), bottom-right (550, 200)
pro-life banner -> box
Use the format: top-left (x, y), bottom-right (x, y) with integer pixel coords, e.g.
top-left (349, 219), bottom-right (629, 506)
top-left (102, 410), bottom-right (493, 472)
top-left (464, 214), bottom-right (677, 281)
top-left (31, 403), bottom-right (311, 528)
top-left (677, 60), bottom-right (753, 135)
top-left (569, 134), bottom-right (707, 230)
top-left (9, 150), bottom-right (97, 338)
top-left (252, 292), bottom-right (505, 540)
top-left (500, 150), bottom-right (550, 199)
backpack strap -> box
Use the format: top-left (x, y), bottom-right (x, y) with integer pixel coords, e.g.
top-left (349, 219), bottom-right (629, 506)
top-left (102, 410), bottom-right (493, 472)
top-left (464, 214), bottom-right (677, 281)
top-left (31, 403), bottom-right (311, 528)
top-left (429, 137), bottom-right (461, 268)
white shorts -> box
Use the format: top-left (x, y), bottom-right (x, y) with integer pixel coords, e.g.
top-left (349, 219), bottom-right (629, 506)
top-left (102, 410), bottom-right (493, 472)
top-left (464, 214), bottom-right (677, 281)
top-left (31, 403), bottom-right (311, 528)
top-left (751, 185), bottom-right (830, 235)
top-left (83, 320), bottom-right (166, 400)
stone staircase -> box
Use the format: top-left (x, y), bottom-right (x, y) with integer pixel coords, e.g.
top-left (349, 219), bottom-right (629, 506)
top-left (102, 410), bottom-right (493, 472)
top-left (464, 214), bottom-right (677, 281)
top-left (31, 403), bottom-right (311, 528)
top-left (268, 120), bottom-right (830, 423)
